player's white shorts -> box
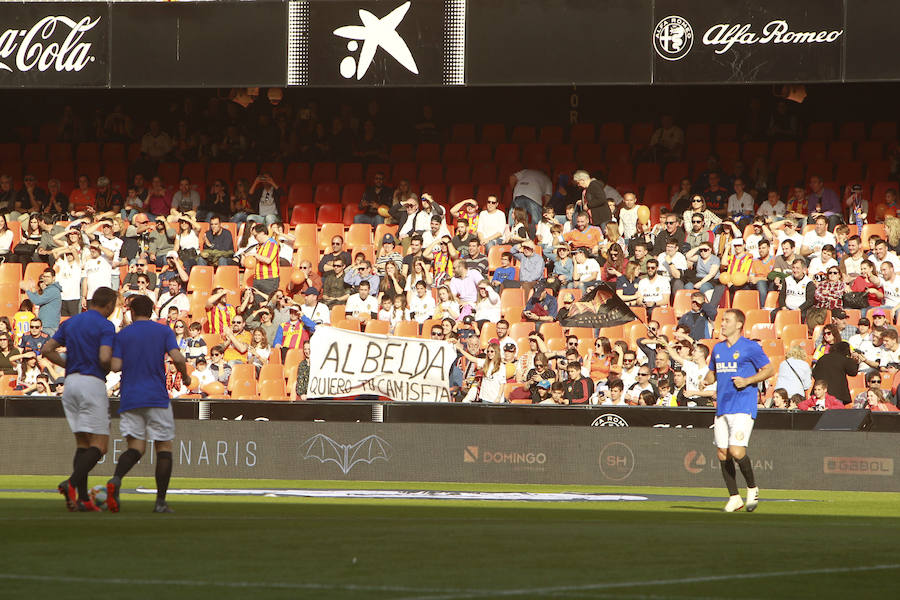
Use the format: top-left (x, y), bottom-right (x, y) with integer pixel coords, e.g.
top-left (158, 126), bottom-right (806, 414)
top-left (61, 373), bottom-right (109, 435)
top-left (119, 406), bottom-right (175, 442)
top-left (714, 413), bottom-right (754, 448)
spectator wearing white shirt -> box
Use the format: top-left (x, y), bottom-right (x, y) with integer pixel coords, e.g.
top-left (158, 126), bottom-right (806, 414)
top-left (637, 259), bottom-right (671, 309)
top-left (807, 245), bottom-right (839, 280)
top-left (476, 195), bottom-right (507, 250)
top-left (408, 280), bottom-right (436, 326)
top-left (617, 193), bottom-right (640, 240)
top-left (153, 277), bottom-right (189, 319)
top-left (772, 219), bottom-right (803, 255)
top-left (743, 219), bottom-right (773, 259)
top-left (726, 178), bottom-right (754, 228)
top-left (800, 215), bottom-right (836, 259)
top-left (473, 280), bottom-right (501, 325)
top-left (878, 261), bottom-right (900, 311)
top-left (51, 246), bottom-right (82, 316)
top-left (572, 248), bottom-right (601, 292)
top-left (509, 169), bottom-right (552, 228)
top-left (756, 190), bottom-right (786, 220)
top-left (868, 239), bottom-right (900, 275)
top-left (345, 280), bottom-right (379, 320)
top-left (81, 243), bottom-right (113, 311)
top-left (657, 239), bottom-right (688, 293)
top-left (299, 287), bottom-right (330, 325)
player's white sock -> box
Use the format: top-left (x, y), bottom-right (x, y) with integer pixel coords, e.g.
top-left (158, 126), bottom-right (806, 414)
top-left (746, 487), bottom-right (759, 512)
top-left (723, 494), bottom-right (744, 513)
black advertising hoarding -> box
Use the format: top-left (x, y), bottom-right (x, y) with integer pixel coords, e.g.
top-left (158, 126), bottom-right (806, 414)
top-left (652, 0), bottom-right (844, 83)
top-left (0, 2), bottom-right (108, 88)
top-left (109, 1), bottom-right (287, 88)
top-left (466, 0), bottom-right (652, 85)
top-left (844, 0), bottom-right (900, 82)
top-left (292, 0), bottom-right (464, 87)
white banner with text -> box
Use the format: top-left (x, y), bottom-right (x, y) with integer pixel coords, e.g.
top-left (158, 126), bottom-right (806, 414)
top-left (308, 326), bottom-right (452, 402)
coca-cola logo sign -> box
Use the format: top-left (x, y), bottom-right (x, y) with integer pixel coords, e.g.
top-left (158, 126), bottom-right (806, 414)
top-left (0, 15), bottom-right (100, 73)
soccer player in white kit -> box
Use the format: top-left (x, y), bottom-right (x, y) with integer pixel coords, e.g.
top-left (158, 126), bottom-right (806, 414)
top-left (704, 309), bottom-right (775, 512)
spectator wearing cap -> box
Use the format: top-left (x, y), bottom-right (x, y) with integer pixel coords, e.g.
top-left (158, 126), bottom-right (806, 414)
top-left (156, 249), bottom-right (189, 291)
top-left (300, 287), bottom-right (329, 325)
top-left (374, 234), bottom-right (403, 276)
top-left (87, 219), bottom-right (125, 290)
top-left (273, 303), bottom-right (317, 362)
top-left (190, 355), bottom-right (215, 393)
top-left (848, 317), bottom-right (872, 350)
top-left (523, 282), bottom-right (558, 326)
top-left (512, 240), bottom-right (544, 294)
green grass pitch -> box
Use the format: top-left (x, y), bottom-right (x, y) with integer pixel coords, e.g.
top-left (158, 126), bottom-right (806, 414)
top-left (2, 475), bottom-right (899, 599)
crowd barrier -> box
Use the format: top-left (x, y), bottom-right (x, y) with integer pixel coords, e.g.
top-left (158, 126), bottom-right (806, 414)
top-left (1, 418), bottom-right (898, 491)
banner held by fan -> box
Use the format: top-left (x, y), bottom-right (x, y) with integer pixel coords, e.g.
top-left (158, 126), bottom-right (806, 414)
top-left (559, 283), bottom-right (638, 329)
top-left (307, 326), bottom-right (453, 402)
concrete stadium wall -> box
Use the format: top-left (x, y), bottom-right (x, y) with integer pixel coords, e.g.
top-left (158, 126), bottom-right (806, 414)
top-left (2, 419), bottom-right (898, 492)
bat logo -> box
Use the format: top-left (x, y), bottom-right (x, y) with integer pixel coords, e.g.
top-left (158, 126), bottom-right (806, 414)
top-left (300, 434), bottom-right (393, 474)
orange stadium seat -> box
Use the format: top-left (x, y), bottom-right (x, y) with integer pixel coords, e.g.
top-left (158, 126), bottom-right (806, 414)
top-left (258, 379), bottom-right (287, 401)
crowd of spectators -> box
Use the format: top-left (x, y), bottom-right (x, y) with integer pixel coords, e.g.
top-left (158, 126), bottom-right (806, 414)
top-left (1, 97), bottom-right (899, 410)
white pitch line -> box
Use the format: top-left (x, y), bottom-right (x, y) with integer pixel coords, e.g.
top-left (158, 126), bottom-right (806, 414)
top-left (0, 573), bottom-right (473, 595)
top-left (393, 564), bottom-right (900, 600)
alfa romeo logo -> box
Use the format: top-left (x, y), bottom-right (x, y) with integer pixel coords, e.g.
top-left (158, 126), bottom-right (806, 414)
top-left (654, 15), bottom-right (693, 61)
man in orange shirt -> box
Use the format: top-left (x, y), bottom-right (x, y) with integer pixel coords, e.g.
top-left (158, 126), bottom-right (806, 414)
top-left (749, 238), bottom-right (775, 307)
top-left (68, 174), bottom-right (96, 214)
top-left (245, 223), bottom-right (281, 297)
top-left (564, 211), bottom-right (604, 255)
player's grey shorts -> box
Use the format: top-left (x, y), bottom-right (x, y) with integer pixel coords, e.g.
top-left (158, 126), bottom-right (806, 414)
top-left (61, 374), bottom-right (110, 435)
top-left (119, 406), bottom-right (175, 441)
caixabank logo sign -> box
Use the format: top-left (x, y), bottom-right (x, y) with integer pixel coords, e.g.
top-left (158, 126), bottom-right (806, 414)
top-left (653, 0), bottom-right (844, 83)
top-left (308, 0), bottom-right (449, 86)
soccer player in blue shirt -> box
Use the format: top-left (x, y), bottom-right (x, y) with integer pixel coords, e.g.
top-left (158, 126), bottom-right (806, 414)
top-left (105, 295), bottom-right (191, 514)
top-left (704, 309), bottom-right (774, 512)
top-left (41, 287), bottom-right (118, 512)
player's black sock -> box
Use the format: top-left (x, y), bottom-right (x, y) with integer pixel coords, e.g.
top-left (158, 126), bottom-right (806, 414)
top-left (155, 451), bottom-right (173, 502)
top-left (72, 446), bottom-right (102, 501)
top-left (72, 447), bottom-right (86, 472)
top-left (736, 455), bottom-right (757, 488)
top-left (113, 449), bottom-right (142, 480)
top-left (720, 459), bottom-right (739, 496)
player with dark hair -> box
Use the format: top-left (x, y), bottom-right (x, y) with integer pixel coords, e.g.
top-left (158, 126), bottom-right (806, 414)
top-left (106, 294), bottom-right (191, 514)
top-left (41, 287), bottom-right (118, 512)
top-left (704, 308), bottom-right (774, 512)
